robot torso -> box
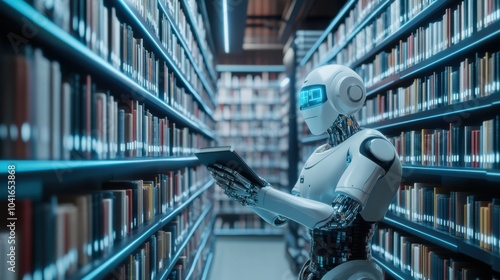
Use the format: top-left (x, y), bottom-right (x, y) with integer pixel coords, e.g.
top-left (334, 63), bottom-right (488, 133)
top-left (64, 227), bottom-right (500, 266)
top-left (296, 128), bottom-right (401, 279)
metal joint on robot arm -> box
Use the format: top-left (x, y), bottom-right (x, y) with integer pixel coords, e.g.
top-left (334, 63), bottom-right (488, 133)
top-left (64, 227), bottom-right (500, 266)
top-left (319, 194), bottom-right (361, 230)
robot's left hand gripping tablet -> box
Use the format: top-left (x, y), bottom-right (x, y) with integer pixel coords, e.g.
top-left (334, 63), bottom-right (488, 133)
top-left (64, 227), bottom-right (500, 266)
top-left (208, 163), bottom-right (265, 207)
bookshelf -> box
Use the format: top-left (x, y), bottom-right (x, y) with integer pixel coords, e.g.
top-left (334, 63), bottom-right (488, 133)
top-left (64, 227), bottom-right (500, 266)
top-left (0, 0), bottom-right (219, 279)
top-left (213, 66), bottom-right (288, 235)
top-left (291, 0), bottom-right (500, 278)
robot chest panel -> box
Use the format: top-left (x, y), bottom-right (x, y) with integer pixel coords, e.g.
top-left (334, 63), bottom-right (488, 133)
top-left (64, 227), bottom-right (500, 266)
top-left (298, 145), bottom-right (349, 204)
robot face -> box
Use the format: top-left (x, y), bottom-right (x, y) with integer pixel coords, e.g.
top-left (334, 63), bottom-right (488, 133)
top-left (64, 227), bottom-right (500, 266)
top-left (299, 85), bottom-right (338, 135)
top-left (299, 64), bottom-right (366, 135)
top-left (299, 85), bottom-right (327, 110)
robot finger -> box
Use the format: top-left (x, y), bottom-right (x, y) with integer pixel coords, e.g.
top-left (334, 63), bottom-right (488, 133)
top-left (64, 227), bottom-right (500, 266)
top-left (233, 172), bottom-right (253, 188)
top-left (209, 166), bottom-right (236, 181)
top-left (231, 181), bottom-right (251, 195)
top-left (213, 163), bottom-right (238, 176)
top-left (213, 174), bottom-right (231, 187)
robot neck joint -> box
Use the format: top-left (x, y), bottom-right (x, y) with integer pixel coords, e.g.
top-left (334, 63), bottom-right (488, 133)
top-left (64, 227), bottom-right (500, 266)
top-left (326, 115), bottom-right (360, 147)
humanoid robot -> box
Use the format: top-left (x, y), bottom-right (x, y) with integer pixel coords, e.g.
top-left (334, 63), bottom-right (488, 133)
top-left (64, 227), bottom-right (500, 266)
top-left (208, 64), bottom-right (402, 280)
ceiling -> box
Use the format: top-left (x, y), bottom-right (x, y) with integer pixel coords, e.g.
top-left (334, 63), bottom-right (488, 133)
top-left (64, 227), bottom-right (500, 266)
top-left (204, 0), bottom-right (347, 65)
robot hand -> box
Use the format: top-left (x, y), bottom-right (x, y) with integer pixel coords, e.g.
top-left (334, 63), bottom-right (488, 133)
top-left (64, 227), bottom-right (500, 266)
top-left (208, 163), bottom-right (265, 207)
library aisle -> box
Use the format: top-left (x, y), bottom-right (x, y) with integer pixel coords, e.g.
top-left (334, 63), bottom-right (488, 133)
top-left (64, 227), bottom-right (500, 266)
top-left (208, 236), bottom-right (295, 280)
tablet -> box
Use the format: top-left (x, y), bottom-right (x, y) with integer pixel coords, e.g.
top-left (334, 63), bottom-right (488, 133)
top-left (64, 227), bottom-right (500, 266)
top-left (195, 146), bottom-right (266, 188)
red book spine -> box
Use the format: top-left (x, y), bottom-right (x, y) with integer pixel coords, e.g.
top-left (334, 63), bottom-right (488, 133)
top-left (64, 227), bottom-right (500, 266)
top-left (20, 201), bottom-right (33, 278)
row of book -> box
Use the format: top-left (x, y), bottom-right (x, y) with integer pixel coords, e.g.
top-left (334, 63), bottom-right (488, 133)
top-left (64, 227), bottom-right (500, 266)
top-left (218, 72), bottom-right (286, 88)
top-left (217, 89), bottom-right (281, 104)
top-left (183, 224), bottom-right (214, 280)
top-left (215, 104), bottom-right (282, 121)
top-left (164, 0), bottom-right (216, 78)
top-left (300, 0), bottom-right (438, 79)
top-left (214, 213), bottom-right (279, 232)
top-left (128, 0), bottom-right (215, 79)
top-left (215, 70), bottom-right (289, 233)
top-left (371, 226), bottom-right (496, 279)
top-left (0, 45), bottom-right (215, 159)
top-left (337, 0), bottom-right (476, 69)
top-left (183, 0), bottom-right (216, 71)
top-left (29, 0), bottom-right (216, 105)
top-left (166, 210), bottom-right (213, 280)
top-left (476, 0), bottom-right (500, 31)
top-left (159, 0), bottom-right (214, 88)
top-left (356, 51), bottom-right (500, 125)
top-left (0, 168), bottom-right (211, 280)
top-left (110, 197), bottom-right (213, 280)
top-left (353, 4), bottom-right (499, 89)
top-left (389, 116), bottom-right (500, 169)
top-left (389, 183), bottom-right (500, 253)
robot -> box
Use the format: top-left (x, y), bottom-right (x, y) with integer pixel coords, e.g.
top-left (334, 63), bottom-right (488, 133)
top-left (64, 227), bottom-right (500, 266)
top-left (208, 64), bottom-right (402, 280)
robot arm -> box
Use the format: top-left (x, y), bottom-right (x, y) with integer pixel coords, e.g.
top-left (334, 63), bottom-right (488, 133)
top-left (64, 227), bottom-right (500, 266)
top-left (209, 164), bottom-right (335, 229)
top-left (209, 164), bottom-right (360, 229)
top-left (248, 207), bottom-right (287, 226)
top-left (208, 137), bottom-right (396, 230)
top-left (335, 137), bottom-right (394, 208)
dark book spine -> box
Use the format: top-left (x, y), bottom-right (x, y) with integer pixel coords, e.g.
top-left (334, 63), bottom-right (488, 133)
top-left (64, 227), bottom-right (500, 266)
top-left (149, 235), bottom-right (157, 280)
top-left (71, 74), bottom-right (81, 159)
top-left (495, 115), bottom-right (499, 169)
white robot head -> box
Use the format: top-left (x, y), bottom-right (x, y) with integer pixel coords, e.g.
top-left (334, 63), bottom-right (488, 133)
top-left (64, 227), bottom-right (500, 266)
top-left (299, 64), bottom-right (366, 135)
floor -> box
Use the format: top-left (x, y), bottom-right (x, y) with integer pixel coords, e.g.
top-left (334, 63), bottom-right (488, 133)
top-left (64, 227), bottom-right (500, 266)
top-left (208, 235), bottom-right (297, 280)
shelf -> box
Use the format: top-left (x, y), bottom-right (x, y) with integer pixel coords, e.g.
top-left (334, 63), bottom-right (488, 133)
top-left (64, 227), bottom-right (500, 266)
top-left (363, 93), bottom-right (500, 132)
top-left (349, 0), bottom-right (451, 69)
top-left (0, 157), bottom-right (201, 199)
top-left (366, 20), bottom-right (500, 97)
top-left (216, 65), bottom-right (286, 72)
top-left (157, 0), bottom-right (216, 104)
top-left (401, 165), bottom-right (500, 184)
top-left (383, 213), bottom-right (459, 252)
top-left (216, 99), bottom-right (281, 105)
top-left (200, 252), bottom-right (214, 280)
top-left (0, 1), bottom-right (216, 139)
top-left (217, 83), bottom-right (282, 90)
top-left (298, 0), bottom-right (357, 67)
top-left (158, 202), bottom-right (213, 280)
top-left (371, 255), bottom-right (406, 280)
top-left (216, 116), bottom-right (282, 122)
top-left (213, 229), bottom-right (284, 237)
top-left (179, 0), bottom-right (217, 82)
top-left (298, 134), bottom-right (328, 144)
top-left (218, 134), bottom-right (282, 138)
top-left (181, 210), bottom-right (214, 280)
top-left (68, 180), bottom-right (213, 280)
top-left (382, 212), bottom-right (500, 272)
top-left (315, 0), bottom-right (393, 68)
top-left (116, 0), bottom-right (216, 114)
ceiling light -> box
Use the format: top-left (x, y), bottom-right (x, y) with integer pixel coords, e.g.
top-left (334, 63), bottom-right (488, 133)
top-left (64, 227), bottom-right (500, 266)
top-left (223, 0), bottom-right (229, 53)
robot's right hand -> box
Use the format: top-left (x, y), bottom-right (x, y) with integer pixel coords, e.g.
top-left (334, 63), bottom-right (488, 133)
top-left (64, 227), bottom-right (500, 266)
top-left (208, 163), bottom-right (261, 207)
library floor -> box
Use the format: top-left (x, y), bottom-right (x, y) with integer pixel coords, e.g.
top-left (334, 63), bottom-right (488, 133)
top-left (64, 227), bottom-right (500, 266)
top-left (208, 235), bottom-right (296, 280)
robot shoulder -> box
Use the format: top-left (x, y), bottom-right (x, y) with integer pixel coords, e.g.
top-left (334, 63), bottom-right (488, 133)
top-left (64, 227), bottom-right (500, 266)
top-left (356, 129), bottom-right (396, 172)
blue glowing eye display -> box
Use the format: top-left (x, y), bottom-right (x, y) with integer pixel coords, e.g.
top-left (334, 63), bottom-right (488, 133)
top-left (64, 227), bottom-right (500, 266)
top-left (299, 85), bottom-right (327, 110)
